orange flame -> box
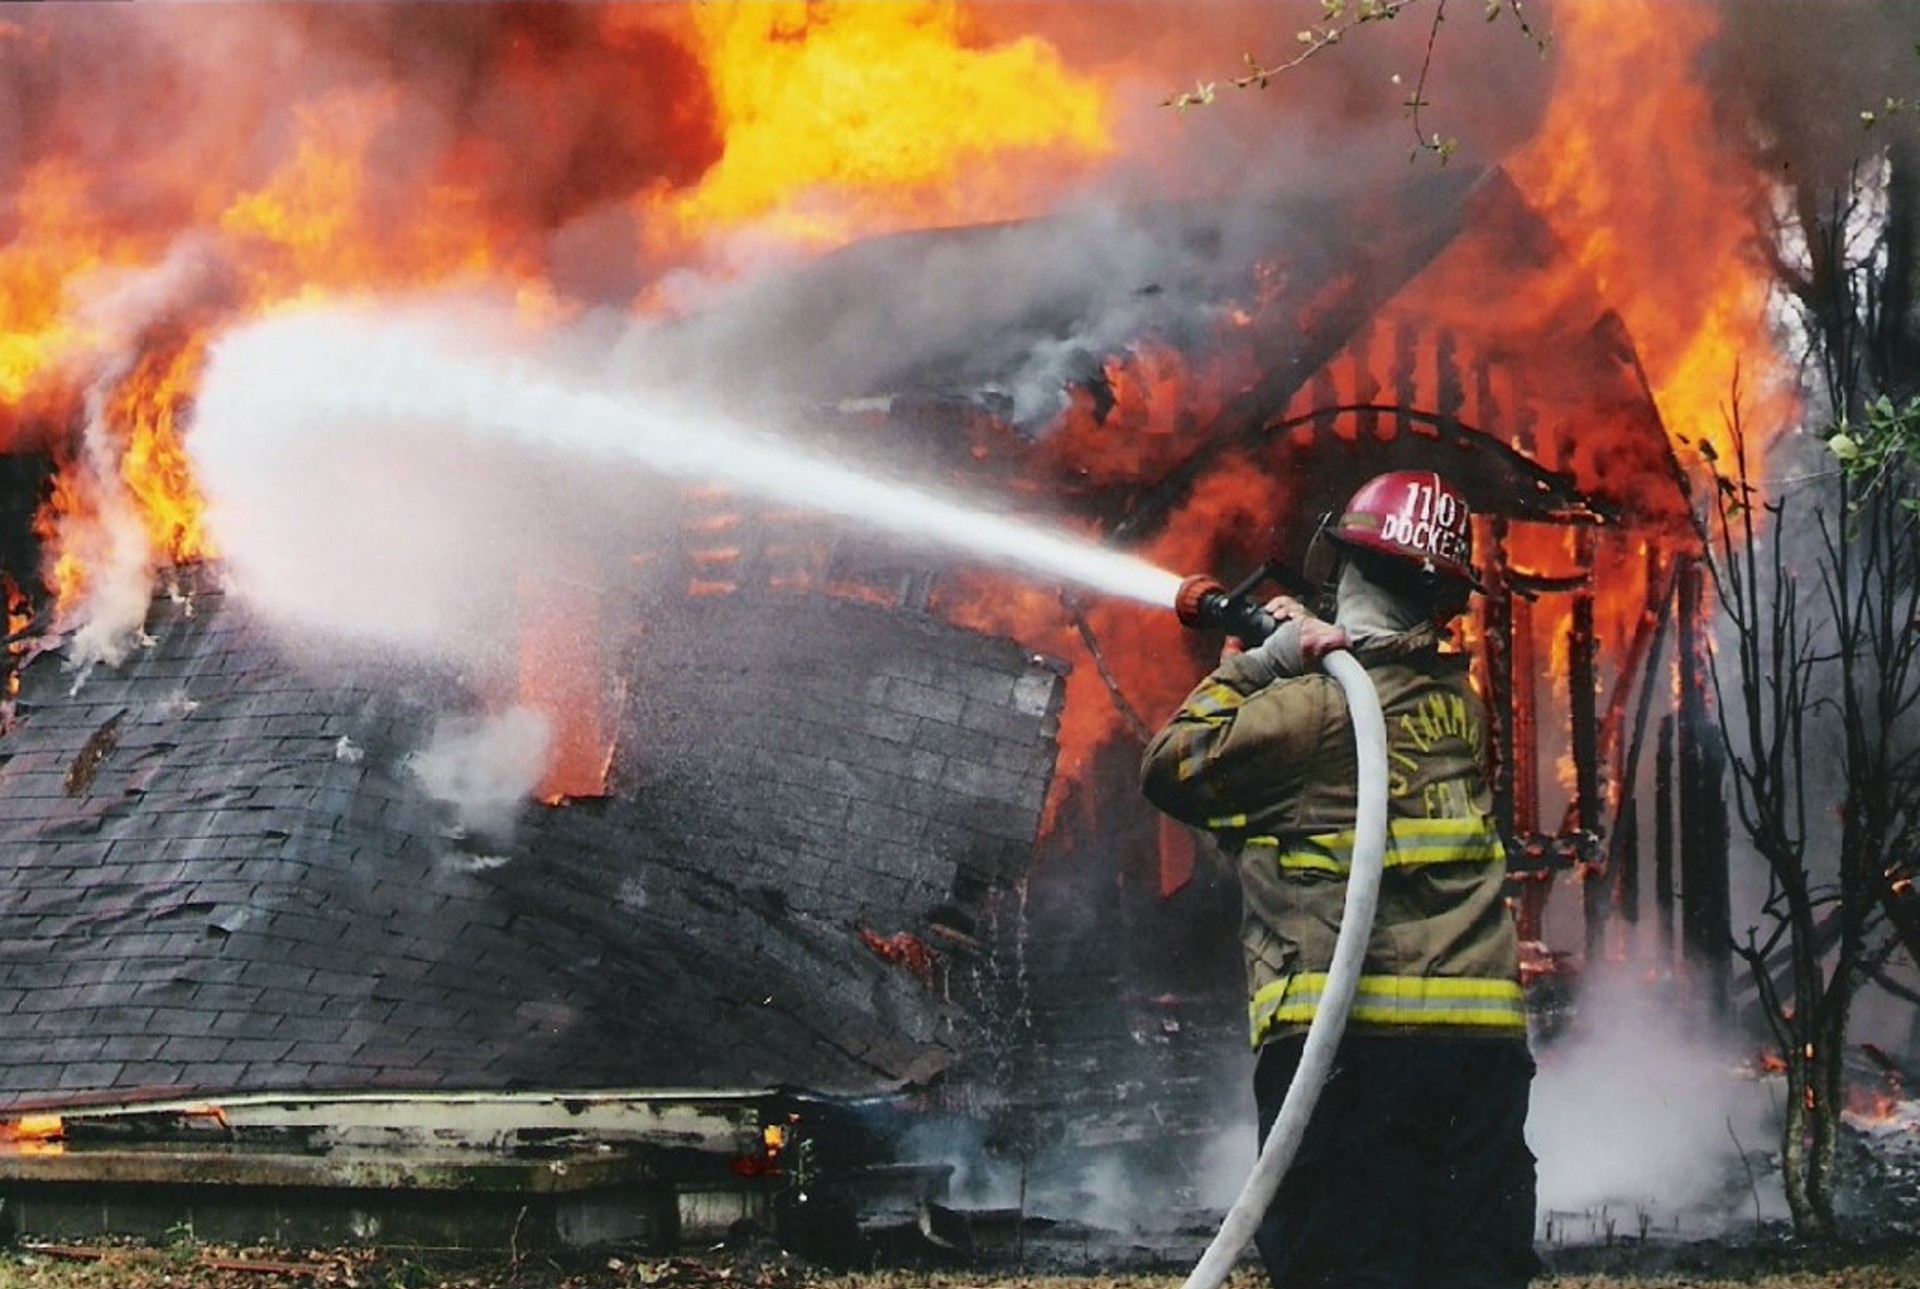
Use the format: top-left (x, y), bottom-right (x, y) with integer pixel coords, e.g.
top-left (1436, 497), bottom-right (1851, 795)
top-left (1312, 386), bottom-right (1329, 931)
top-left (0, 1113), bottom-right (63, 1155)
top-left (0, 160), bottom-right (157, 420)
top-left (112, 334), bottom-right (215, 566)
top-left (516, 572), bottom-right (612, 803)
top-left (1506, 0), bottom-right (1792, 478)
top-left (656, 1), bottom-right (1111, 252)
top-left (217, 87), bottom-right (530, 300)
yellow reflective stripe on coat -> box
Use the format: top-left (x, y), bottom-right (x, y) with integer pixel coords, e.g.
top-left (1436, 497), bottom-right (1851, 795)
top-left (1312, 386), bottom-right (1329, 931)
top-left (1177, 680), bottom-right (1246, 783)
top-left (1185, 679), bottom-right (1244, 724)
top-left (1249, 972), bottom-right (1527, 1043)
top-left (1244, 815), bottom-right (1506, 873)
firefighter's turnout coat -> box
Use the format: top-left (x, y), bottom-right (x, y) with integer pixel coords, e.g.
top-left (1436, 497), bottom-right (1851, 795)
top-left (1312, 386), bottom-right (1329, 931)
top-left (1141, 626), bottom-right (1525, 1048)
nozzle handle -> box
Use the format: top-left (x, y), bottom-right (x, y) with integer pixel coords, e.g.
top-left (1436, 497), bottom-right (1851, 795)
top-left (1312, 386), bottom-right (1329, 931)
top-left (1216, 595), bottom-right (1279, 647)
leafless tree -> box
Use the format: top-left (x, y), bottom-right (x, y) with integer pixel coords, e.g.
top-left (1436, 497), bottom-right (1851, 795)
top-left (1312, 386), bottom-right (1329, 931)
top-left (1702, 152), bottom-right (1920, 1239)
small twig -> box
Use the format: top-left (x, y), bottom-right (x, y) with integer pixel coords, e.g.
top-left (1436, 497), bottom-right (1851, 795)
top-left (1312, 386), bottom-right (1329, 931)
top-left (1164, 0), bottom-right (1428, 109)
top-left (509, 1201), bottom-right (529, 1270)
top-left (22, 1245), bottom-right (329, 1278)
top-left (1165, 0), bottom-right (1550, 165)
top-left (1726, 1114), bottom-right (1765, 1227)
top-left (20, 1244), bottom-right (107, 1262)
top-left (1402, 0), bottom-right (1453, 160)
top-left (201, 1255), bottom-right (327, 1278)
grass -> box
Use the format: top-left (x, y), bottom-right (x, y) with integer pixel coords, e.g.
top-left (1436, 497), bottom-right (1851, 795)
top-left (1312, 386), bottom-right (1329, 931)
top-left (0, 1238), bottom-right (1916, 1289)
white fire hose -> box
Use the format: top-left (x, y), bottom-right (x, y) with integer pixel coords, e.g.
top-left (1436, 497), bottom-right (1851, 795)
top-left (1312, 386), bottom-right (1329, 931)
top-left (1179, 648), bottom-right (1388, 1289)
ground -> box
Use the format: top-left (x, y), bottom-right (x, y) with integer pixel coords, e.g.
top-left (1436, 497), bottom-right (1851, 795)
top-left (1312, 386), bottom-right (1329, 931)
top-left (2, 1240), bottom-right (1919, 1289)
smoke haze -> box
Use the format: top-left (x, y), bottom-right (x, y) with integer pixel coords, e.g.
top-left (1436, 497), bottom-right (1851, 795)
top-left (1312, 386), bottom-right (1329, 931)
top-left (1530, 967), bottom-right (1783, 1233)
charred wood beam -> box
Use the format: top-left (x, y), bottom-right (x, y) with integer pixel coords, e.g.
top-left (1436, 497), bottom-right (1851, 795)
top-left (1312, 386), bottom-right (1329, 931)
top-left (1504, 572), bottom-right (1588, 598)
top-left (1064, 602), bottom-right (1153, 745)
top-left (1656, 713), bottom-right (1677, 966)
top-left (1393, 320), bottom-right (1416, 442)
top-left (1510, 592), bottom-right (1539, 842)
top-left (1437, 330), bottom-right (1465, 428)
top-left (1485, 519), bottom-right (1518, 842)
top-left (1110, 402), bottom-right (1602, 547)
top-left (1508, 582), bottom-right (1549, 943)
top-left (1354, 326), bottom-right (1382, 443)
top-left (1596, 552), bottom-right (1681, 831)
top-left (1603, 548), bottom-right (1682, 929)
top-left (1616, 798), bottom-right (1641, 928)
top-left (1544, 543), bottom-right (1681, 930)
top-left (1677, 556), bottom-right (1733, 1014)
top-left (1571, 562), bottom-right (1604, 963)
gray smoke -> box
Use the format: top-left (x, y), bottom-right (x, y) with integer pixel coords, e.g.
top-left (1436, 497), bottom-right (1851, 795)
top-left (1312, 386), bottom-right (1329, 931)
top-left (1531, 966), bottom-right (1785, 1239)
top-left (409, 706), bottom-right (554, 839)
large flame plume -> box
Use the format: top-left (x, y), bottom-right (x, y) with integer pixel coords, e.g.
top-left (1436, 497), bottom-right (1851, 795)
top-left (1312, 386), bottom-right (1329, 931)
top-left (0, 1), bottom-right (1840, 815)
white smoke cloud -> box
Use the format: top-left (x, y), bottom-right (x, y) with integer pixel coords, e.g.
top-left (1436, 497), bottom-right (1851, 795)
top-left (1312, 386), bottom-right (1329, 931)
top-left (57, 235), bottom-right (239, 672)
top-left (183, 293), bottom-right (671, 678)
top-left (408, 705), bottom-right (553, 838)
top-left (1529, 966), bottom-right (1784, 1237)
top-left (186, 297), bottom-right (1180, 640)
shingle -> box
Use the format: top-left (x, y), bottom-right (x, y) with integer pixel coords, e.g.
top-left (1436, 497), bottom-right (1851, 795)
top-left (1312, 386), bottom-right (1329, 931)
top-left (156, 1034), bottom-right (231, 1064)
top-left (0, 574), bottom-right (1062, 1108)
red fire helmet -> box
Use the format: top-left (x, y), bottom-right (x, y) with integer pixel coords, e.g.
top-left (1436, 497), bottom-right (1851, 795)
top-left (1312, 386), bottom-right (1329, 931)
top-left (1327, 470), bottom-right (1479, 588)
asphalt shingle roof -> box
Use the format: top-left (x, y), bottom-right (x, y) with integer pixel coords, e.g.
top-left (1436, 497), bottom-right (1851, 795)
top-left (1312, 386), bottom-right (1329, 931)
top-left (0, 566), bottom-right (1063, 1110)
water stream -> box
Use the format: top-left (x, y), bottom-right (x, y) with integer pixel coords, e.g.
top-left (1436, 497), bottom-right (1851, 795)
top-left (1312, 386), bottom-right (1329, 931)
top-left (190, 306), bottom-right (1186, 613)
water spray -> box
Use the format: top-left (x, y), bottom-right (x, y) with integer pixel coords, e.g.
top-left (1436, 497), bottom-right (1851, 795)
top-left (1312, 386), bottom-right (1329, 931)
top-left (189, 306), bottom-right (1186, 615)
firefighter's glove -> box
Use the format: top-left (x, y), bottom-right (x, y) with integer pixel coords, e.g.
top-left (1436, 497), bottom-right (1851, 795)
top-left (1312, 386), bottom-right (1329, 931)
top-left (1228, 609), bottom-right (1349, 688)
top-left (1241, 617), bottom-right (1306, 682)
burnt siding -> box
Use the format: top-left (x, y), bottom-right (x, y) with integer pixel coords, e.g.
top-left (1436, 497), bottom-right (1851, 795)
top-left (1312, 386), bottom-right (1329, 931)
top-left (0, 571), bottom-right (1062, 1109)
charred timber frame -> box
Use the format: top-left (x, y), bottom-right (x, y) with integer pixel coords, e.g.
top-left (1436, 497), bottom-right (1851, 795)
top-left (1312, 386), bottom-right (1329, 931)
top-left (1656, 713), bottom-right (1678, 966)
top-left (1676, 555), bottom-right (1733, 1013)
top-left (1485, 517), bottom-right (1519, 844)
top-left (1502, 528), bottom-right (1548, 943)
top-left (1604, 543), bottom-right (1679, 939)
top-left (1570, 529), bottom-right (1604, 963)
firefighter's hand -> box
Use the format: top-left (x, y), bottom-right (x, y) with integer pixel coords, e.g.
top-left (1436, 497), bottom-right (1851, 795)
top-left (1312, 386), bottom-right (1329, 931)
top-left (1220, 596), bottom-right (1312, 661)
top-left (1264, 596), bottom-right (1346, 659)
top-left (1265, 594), bottom-right (1309, 625)
top-left (1227, 598), bottom-right (1300, 678)
top-left (1230, 597), bottom-right (1348, 676)
top-left (1297, 618), bottom-right (1351, 662)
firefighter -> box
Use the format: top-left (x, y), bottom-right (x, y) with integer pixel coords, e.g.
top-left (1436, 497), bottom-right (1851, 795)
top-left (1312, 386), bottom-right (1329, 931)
top-left (1141, 470), bottom-right (1539, 1289)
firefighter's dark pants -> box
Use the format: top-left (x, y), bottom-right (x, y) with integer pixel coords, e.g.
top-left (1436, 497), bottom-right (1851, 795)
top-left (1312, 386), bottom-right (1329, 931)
top-left (1253, 1032), bottom-right (1541, 1289)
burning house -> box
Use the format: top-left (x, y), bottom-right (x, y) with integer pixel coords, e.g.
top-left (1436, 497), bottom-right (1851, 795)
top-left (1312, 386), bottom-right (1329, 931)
top-left (0, 0), bottom-right (1913, 1258)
